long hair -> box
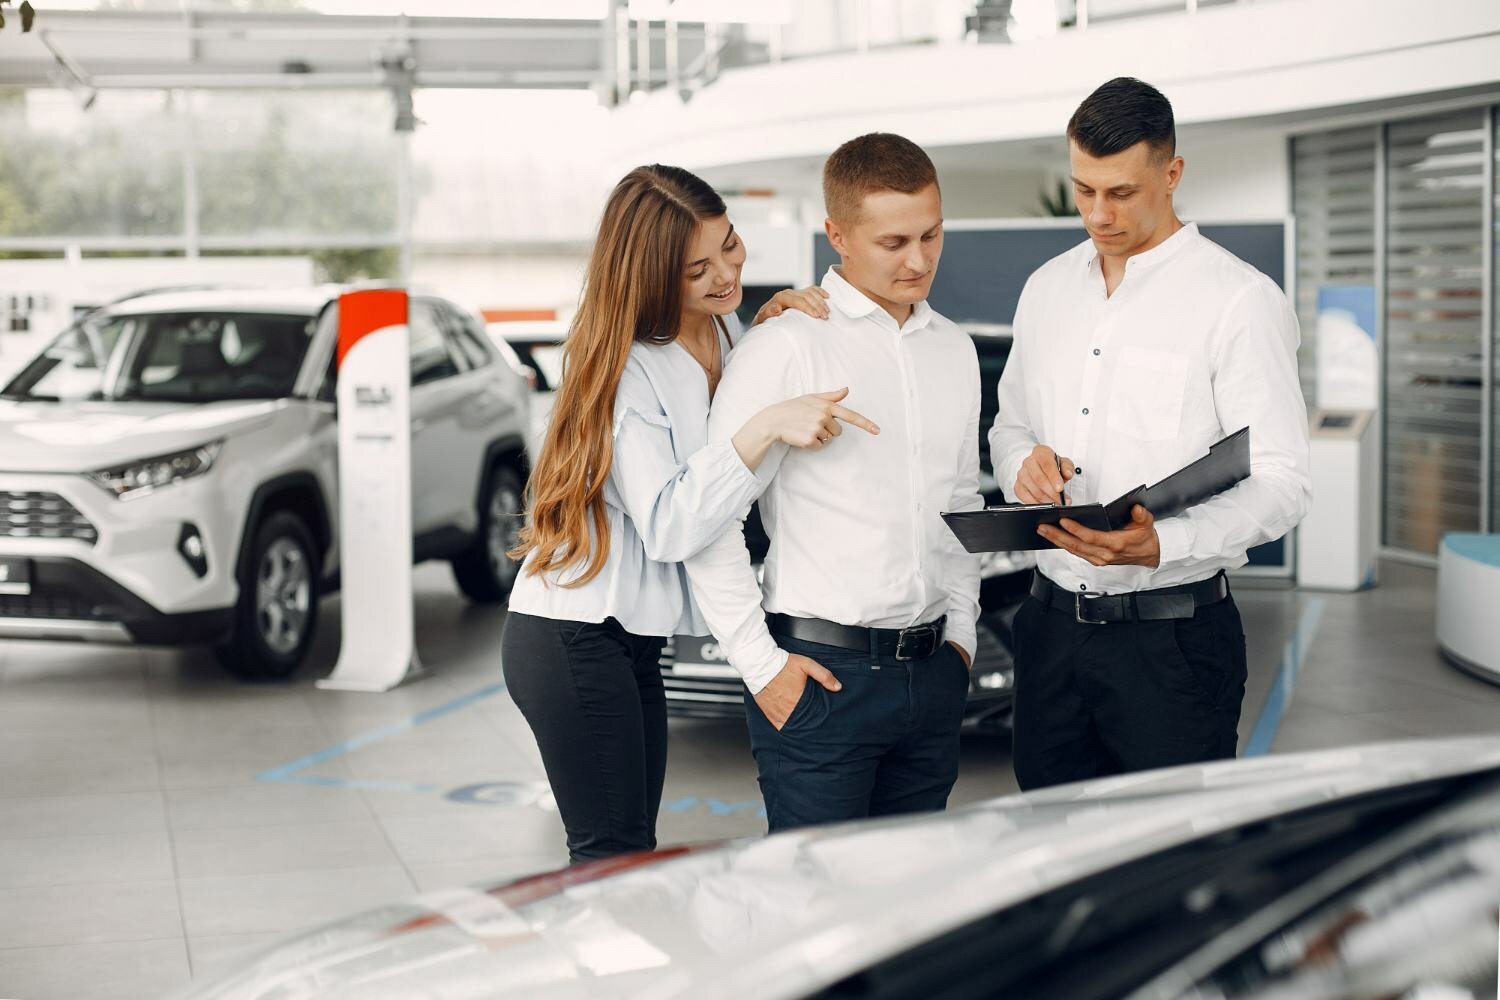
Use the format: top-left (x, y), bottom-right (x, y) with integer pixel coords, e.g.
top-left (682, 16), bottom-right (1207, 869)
top-left (510, 164), bottom-right (728, 587)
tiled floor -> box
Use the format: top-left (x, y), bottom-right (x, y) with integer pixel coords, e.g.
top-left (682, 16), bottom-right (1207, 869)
top-left (1, 559), bottom-right (1498, 999)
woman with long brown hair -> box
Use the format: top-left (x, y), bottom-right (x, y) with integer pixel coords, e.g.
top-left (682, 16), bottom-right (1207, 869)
top-left (502, 164), bottom-right (877, 863)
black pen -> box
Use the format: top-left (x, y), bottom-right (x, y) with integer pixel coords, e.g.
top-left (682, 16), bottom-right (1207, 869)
top-left (1054, 455), bottom-right (1066, 506)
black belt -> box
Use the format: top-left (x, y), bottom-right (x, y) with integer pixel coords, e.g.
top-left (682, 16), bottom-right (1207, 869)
top-left (766, 613), bottom-right (947, 662)
top-left (1031, 570), bottom-right (1229, 625)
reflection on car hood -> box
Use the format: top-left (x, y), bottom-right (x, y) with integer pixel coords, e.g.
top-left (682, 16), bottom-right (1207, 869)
top-left (0, 399), bottom-right (286, 473)
top-left (174, 737), bottom-right (1500, 1000)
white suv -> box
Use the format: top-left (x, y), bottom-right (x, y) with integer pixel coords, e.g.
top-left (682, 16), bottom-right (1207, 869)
top-left (0, 286), bottom-right (532, 679)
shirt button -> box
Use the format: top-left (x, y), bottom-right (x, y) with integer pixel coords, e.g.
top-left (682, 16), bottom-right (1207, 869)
top-left (1075, 467), bottom-right (1083, 475)
top-left (1079, 583), bottom-right (1088, 591)
top-left (1082, 408), bottom-right (1090, 416)
top-left (1093, 349), bottom-right (1101, 356)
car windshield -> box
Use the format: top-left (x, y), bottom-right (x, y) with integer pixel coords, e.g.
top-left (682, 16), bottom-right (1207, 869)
top-left (812, 771), bottom-right (1500, 1000)
top-left (507, 339), bottom-right (565, 391)
top-left (1, 314), bottom-right (126, 403)
top-left (2, 310), bottom-right (316, 404)
top-left (1172, 781), bottom-right (1500, 1000)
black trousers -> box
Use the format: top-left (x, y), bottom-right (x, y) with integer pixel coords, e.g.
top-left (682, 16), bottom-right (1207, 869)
top-left (500, 611), bottom-right (667, 863)
top-left (746, 631), bottom-right (970, 833)
top-left (1010, 577), bottom-right (1248, 792)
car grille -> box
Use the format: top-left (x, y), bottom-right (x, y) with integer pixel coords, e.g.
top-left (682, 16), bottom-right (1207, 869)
top-left (0, 594), bottom-right (114, 621)
top-left (659, 640), bottom-right (746, 712)
top-left (1, 491), bottom-right (98, 544)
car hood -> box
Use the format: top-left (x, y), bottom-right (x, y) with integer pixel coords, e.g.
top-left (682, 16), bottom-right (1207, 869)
top-left (0, 399), bottom-right (288, 473)
top-left (172, 737), bottom-right (1500, 1000)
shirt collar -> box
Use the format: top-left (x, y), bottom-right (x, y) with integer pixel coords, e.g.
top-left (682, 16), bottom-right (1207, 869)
top-left (1085, 221), bottom-right (1199, 275)
top-left (821, 266), bottom-right (934, 334)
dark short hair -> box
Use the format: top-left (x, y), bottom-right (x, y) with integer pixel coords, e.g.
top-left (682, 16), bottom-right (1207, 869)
top-left (822, 132), bottom-right (939, 224)
top-left (1066, 77), bottom-right (1175, 162)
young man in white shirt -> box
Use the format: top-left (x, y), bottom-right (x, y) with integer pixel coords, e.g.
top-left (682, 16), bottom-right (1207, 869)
top-left (686, 133), bottom-right (983, 832)
top-left (990, 77), bottom-right (1313, 790)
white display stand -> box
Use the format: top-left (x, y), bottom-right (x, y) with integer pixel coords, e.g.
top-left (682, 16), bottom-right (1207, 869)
top-left (1297, 409), bottom-right (1378, 592)
top-left (317, 289), bottom-right (424, 692)
top-left (1437, 534), bottom-right (1500, 686)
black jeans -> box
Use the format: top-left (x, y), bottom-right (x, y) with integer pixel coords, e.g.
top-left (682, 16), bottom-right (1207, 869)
top-left (500, 611), bottom-right (667, 863)
top-left (745, 631), bottom-right (970, 833)
top-left (1010, 577), bottom-right (1249, 792)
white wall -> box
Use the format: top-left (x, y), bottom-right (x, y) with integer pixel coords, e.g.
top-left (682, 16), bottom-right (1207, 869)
top-left (607, 0), bottom-right (1500, 176)
top-left (1176, 127), bottom-right (1291, 222)
top-left (410, 250), bottom-right (589, 321)
top-left (936, 168), bottom-right (1058, 219)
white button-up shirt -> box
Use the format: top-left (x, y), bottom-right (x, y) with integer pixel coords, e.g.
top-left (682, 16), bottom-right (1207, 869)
top-left (508, 318), bottom-right (762, 637)
top-left (686, 267), bottom-right (983, 694)
top-left (989, 223), bottom-right (1312, 595)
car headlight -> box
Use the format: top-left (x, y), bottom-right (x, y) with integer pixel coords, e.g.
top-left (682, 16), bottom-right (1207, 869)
top-left (978, 549), bottom-right (1035, 579)
top-left (974, 669), bottom-right (1013, 691)
top-left (88, 440), bottom-right (223, 501)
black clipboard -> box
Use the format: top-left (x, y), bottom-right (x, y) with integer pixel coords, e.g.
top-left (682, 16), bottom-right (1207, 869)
top-left (942, 427), bottom-right (1251, 554)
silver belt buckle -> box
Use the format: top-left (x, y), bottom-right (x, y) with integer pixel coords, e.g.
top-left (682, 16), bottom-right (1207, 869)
top-left (1075, 591), bottom-right (1108, 625)
top-left (894, 624), bottom-right (934, 661)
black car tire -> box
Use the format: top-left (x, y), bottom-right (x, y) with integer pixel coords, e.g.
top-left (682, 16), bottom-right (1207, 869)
top-left (216, 509), bottom-right (320, 682)
top-left (451, 462), bottom-right (524, 603)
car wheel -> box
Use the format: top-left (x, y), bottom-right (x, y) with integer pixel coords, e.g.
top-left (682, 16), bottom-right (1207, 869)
top-left (215, 509), bottom-right (320, 681)
top-left (451, 462), bottom-right (524, 603)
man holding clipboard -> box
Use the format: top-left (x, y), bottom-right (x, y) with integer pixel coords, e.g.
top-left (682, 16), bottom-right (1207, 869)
top-left (989, 78), bottom-right (1312, 790)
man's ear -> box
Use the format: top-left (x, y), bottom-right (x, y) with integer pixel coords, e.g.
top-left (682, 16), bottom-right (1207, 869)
top-left (1165, 155), bottom-right (1185, 195)
top-left (824, 217), bottom-right (846, 257)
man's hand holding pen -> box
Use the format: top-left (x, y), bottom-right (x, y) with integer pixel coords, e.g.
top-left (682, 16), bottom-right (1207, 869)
top-left (1012, 444), bottom-right (1077, 506)
top-left (1014, 443), bottom-right (1162, 568)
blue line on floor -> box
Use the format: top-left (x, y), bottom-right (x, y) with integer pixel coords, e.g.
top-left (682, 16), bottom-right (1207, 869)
top-left (258, 680), bottom-right (508, 790)
top-left (1244, 596), bottom-right (1326, 757)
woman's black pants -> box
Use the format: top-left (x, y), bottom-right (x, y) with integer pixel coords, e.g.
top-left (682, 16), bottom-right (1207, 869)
top-left (500, 611), bottom-right (668, 864)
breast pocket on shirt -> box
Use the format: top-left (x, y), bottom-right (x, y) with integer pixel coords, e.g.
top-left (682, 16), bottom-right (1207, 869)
top-left (1106, 347), bottom-right (1189, 442)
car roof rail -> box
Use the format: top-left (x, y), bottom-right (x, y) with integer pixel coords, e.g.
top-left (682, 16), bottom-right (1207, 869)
top-left (69, 283), bottom-right (247, 325)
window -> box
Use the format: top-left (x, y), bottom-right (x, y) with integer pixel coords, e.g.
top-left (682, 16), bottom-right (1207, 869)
top-left (1384, 111), bottom-right (1487, 552)
top-left (1293, 104), bottom-right (1500, 555)
top-left (437, 305), bottom-right (492, 370)
top-left (119, 312), bottom-right (315, 402)
top-left (409, 302), bottom-right (462, 386)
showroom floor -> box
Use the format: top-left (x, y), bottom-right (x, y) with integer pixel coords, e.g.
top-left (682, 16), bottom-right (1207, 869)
top-left (1, 559), bottom-right (1498, 999)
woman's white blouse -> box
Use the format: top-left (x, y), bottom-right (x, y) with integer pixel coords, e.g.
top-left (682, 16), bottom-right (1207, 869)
top-left (506, 319), bottom-right (760, 637)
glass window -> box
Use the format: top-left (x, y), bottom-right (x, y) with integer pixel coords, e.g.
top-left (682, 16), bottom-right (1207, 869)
top-left (409, 302), bottom-right (462, 386)
top-left (118, 312), bottom-right (315, 402)
top-left (2, 314), bottom-right (130, 402)
top-left (191, 90), bottom-right (399, 241)
top-left (0, 88), bottom-right (184, 238)
top-left (1383, 110), bottom-right (1487, 553)
top-left (1187, 817), bottom-right (1500, 998)
top-left (1291, 127), bottom-right (1378, 412)
top-left (450, 320), bottom-right (494, 371)
top-left (1492, 108), bottom-right (1499, 534)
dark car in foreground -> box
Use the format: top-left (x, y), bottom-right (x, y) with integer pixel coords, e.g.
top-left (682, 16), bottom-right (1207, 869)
top-left (662, 325), bottom-right (1028, 732)
top-left (172, 736), bottom-right (1500, 1000)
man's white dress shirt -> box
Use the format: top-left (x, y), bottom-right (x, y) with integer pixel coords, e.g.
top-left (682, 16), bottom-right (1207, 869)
top-left (686, 267), bottom-right (983, 695)
top-left (989, 222), bottom-right (1312, 595)
top-left (508, 318), bottom-right (763, 637)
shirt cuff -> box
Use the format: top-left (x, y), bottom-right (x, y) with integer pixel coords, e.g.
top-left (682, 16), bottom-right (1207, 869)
top-left (739, 645), bottom-right (789, 696)
top-left (944, 623), bottom-right (977, 666)
top-left (715, 439), bottom-right (759, 493)
top-left (998, 447), bottom-right (1031, 503)
top-left (1155, 516), bottom-right (1194, 568)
